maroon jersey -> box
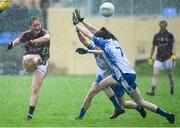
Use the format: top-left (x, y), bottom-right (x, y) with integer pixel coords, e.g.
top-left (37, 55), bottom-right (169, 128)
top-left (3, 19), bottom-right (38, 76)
top-left (19, 28), bottom-right (50, 62)
top-left (153, 30), bottom-right (174, 61)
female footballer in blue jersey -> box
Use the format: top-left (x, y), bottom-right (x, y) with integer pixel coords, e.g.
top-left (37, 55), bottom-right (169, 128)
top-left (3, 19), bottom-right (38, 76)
top-left (73, 10), bottom-right (146, 120)
top-left (73, 11), bottom-right (175, 123)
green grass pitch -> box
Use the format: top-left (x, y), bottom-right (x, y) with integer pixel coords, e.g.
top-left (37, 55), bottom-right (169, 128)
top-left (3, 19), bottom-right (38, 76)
top-left (0, 73), bottom-right (179, 127)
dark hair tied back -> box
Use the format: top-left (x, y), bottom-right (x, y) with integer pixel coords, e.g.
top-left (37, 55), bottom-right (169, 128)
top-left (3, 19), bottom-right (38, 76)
top-left (94, 27), bottom-right (118, 41)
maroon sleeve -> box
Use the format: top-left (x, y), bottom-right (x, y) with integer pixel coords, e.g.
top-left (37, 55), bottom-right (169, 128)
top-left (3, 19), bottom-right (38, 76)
top-left (19, 32), bottom-right (28, 42)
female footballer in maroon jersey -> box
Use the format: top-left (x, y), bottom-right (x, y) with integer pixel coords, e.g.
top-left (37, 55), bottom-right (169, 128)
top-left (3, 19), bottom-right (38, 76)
top-left (7, 16), bottom-right (50, 120)
top-left (147, 20), bottom-right (176, 96)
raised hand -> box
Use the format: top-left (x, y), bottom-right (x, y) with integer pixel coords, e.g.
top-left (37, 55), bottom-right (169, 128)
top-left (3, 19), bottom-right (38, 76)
top-left (75, 9), bottom-right (84, 22)
top-left (72, 12), bottom-right (79, 25)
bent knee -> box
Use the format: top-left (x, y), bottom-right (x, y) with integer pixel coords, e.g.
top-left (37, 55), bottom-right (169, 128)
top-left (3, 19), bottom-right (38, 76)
top-left (23, 60), bottom-right (37, 73)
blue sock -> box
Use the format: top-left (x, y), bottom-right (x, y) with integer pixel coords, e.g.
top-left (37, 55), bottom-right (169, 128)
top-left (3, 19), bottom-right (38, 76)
top-left (109, 96), bottom-right (121, 111)
top-left (78, 107), bottom-right (86, 119)
top-left (156, 107), bottom-right (169, 117)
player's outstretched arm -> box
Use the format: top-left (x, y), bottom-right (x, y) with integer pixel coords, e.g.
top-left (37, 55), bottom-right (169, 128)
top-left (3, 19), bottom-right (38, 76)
top-left (74, 9), bottom-right (98, 34)
top-left (81, 21), bottom-right (98, 34)
top-left (76, 29), bottom-right (90, 47)
top-left (32, 33), bottom-right (50, 44)
top-left (76, 47), bottom-right (103, 55)
top-left (88, 49), bottom-right (103, 55)
top-left (7, 37), bottom-right (21, 50)
top-left (76, 24), bottom-right (93, 41)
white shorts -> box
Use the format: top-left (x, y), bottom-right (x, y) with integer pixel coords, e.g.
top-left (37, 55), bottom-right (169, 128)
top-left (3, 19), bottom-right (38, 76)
top-left (36, 61), bottom-right (48, 75)
top-left (153, 59), bottom-right (175, 70)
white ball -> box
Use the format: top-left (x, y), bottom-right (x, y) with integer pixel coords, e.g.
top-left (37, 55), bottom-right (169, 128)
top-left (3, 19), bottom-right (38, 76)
top-left (100, 2), bottom-right (115, 17)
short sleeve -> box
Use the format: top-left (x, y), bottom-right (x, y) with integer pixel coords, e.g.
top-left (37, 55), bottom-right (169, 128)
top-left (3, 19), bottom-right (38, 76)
top-left (19, 32), bottom-right (28, 42)
top-left (92, 36), bottom-right (106, 48)
top-left (87, 43), bottom-right (96, 50)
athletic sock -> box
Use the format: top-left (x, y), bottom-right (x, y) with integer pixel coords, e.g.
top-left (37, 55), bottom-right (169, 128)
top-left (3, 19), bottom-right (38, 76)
top-left (170, 86), bottom-right (174, 95)
top-left (156, 107), bottom-right (170, 117)
top-left (28, 106), bottom-right (35, 115)
top-left (109, 96), bottom-right (121, 111)
top-left (135, 105), bottom-right (146, 118)
top-left (136, 105), bottom-right (141, 111)
top-left (78, 107), bottom-right (86, 119)
top-left (151, 86), bottom-right (156, 93)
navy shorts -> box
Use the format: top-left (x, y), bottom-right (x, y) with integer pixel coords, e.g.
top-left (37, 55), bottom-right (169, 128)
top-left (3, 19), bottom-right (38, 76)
top-left (95, 74), bottom-right (125, 96)
top-left (95, 74), bottom-right (103, 83)
top-left (110, 85), bottom-right (124, 97)
top-left (112, 73), bottom-right (137, 94)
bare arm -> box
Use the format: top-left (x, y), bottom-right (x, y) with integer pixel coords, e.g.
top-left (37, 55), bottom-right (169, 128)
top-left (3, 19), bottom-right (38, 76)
top-left (81, 21), bottom-right (98, 34)
top-left (172, 39), bottom-right (176, 54)
top-left (32, 33), bottom-right (50, 44)
top-left (88, 49), bottom-right (103, 55)
top-left (76, 24), bottom-right (94, 41)
top-left (77, 31), bottom-right (90, 47)
top-left (10, 32), bottom-right (50, 49)
top-left (12, 37), bottom-right (21, 47)
top-left (150, 45), bottom-right (155, 58)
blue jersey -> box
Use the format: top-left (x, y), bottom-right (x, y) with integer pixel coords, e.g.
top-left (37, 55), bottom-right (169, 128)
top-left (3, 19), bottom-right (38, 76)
top-left (88, 43), bottom-right (125, 96)
top-left (93, 36), bottom-right (135, 82)
top-left (87, 43), bottom-right (112, 79)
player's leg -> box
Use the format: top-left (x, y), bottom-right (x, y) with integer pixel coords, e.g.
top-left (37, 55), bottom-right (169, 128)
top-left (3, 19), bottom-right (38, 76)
top-left (147, 60), bottom-right (161, 96)
top-left (76, 74), bottom-right (104, 119)
top-left (112, 85), bottom-right (146, 118)
top-left (167, 68), bottom-right (174, 95)
top-left (98, 75), bottom-right (125, 118)
top-left (76, 82), bottom-right (99, 119)
top-left (165, 59), bottom-right (175, 95)
top-left (27, 61), bottom-right (48, 120)
top-left (118, 73), bottom-right (175, 123)
top-left (130, 87), bottom-right (175, 123)
top-left (103, 87), bottom-right (124, 119)
top-left (77, 75), bottom-right (123, 119)
top-left (23, 54), bottom-right (42, 73)
top-left (77, 75), bottom-right (125, 119)
top-left (117, 95), bottom-right (146, 118)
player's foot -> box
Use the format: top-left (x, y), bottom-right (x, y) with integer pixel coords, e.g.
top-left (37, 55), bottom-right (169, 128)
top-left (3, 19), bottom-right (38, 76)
top-left (146, 91), bottom-right (155, 96)
top-left (136, 106), bottom-right (146, 118)
top-left (75, 116), bottom-right (82, 120)
top-left (27, 114), bottom-right (32, 120)
top-left (170, 87), bottom-right (174, 95)
top-left (166, 113), bottom-right (175, 124)
top-left (110, 109), bottom-right (125, 119)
